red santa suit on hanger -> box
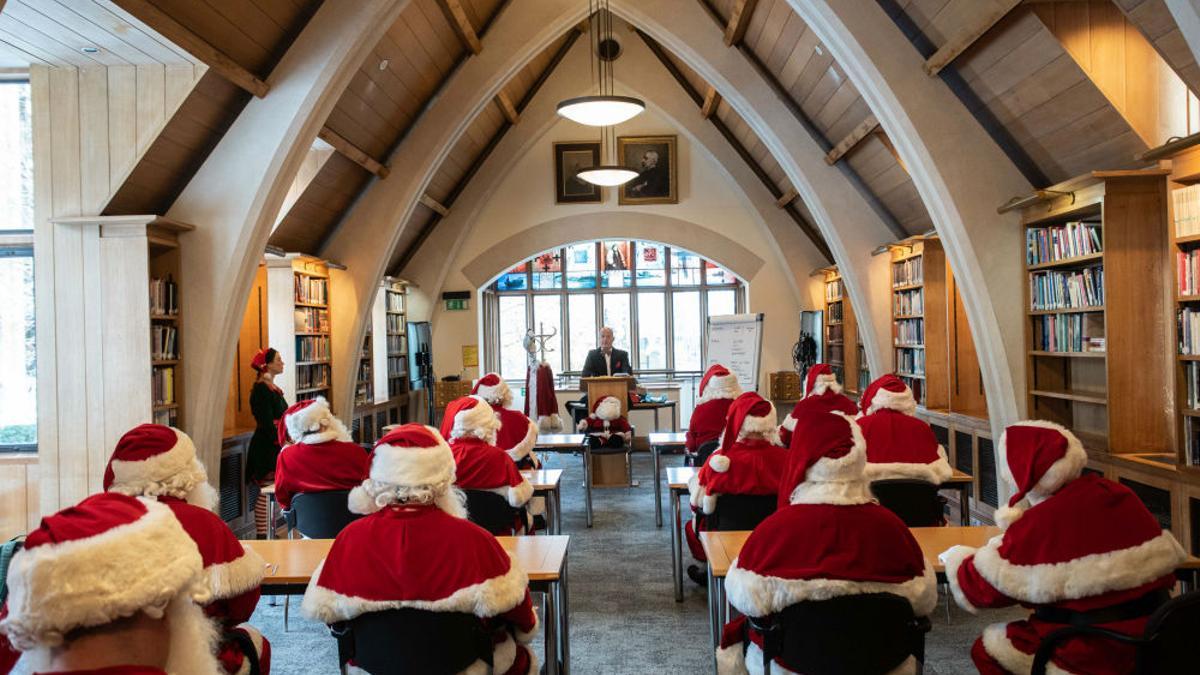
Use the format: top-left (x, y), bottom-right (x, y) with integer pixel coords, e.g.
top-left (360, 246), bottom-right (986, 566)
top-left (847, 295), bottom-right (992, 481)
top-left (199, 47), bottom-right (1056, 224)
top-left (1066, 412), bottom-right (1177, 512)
top-left (685, 392), bottom-right (785, 564)
top-left (686, 364), bottom-right (741, 455)
top-left (778, 363), bottom-right (858, 448)
top-left (0, 492), bottom-right (223, 675)
top-left (442, 395), bottom-right (534, 533)
top-left (940, 421), bottom-right (1188, 675)
top-left (273, 397), bottom-right (371, 510)
top-left (717, 411), bottom-right (937, 674)
top-left (857, 375), bottom-right (952, 484)
top-left (577, 395), bottom-right (632, 448)
top-left (302, 425), bottom-right (539, 675)
top-left (473, 373), bottom-right (541, 469)
top-left (103, 424), bottom-right (269, 675)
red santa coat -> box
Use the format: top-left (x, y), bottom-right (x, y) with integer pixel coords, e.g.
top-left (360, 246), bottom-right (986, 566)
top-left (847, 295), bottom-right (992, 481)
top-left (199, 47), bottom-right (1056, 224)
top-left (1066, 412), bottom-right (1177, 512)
top-left (859, 409), bottom-right (952, 484)
top-left (577, 415), bottom-right (632, 443)
top-left (492, 405), bottom-right (541, 468)
top-left (685, 438), bottom-right (786, 562)
top-left (685, 398), bottom-right (734, 454)
top-left (943, 473), bottom-right (1187, 675)
top-left (273, 439), bottom-right (370, 510)
top-left (301, 504), bottom-right (538, 674)
top-left (450, 436), bottom-right (534, 508)
top-left (37, 668), bottom-right (168, 675)
top-left (777, 390), bottom-right (858, 449)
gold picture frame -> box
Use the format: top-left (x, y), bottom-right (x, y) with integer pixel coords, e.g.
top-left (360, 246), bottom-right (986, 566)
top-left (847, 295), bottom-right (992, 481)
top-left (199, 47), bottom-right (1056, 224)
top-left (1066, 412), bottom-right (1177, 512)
top-left (617, 135), bottom-right (677, 205)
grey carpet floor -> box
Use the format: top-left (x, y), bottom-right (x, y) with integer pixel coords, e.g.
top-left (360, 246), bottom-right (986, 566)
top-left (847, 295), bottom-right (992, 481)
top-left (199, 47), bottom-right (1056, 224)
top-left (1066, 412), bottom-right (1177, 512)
top-left (250, 452), bottom-right (1023, 673)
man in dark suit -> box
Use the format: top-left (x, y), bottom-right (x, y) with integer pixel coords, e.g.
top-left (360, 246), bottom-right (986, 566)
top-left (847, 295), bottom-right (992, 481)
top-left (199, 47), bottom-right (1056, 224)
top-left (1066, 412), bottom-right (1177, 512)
top-left (581, 326), bottom-right (633, 378)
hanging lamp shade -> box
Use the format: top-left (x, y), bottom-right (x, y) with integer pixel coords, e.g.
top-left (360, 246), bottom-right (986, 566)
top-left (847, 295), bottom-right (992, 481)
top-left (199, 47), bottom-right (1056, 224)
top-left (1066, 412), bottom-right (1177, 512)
top-left (577, 165), bottom-right (638, 186)
top-left (556, 95), bottom-right (645, 127)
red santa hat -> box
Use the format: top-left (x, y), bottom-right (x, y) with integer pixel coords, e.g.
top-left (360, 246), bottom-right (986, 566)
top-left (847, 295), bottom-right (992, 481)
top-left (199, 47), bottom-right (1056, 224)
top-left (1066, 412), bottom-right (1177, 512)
top-left (589, 395), bottom-right (623, 421)
top-left (804, 363), bottom-right (842, 397)
top-left (993, 420), bottom-right (1088, 528)
top-left (348, 425), bottom-right (459, 515)
top-left (709, 392), bottom-right (779, 474)
top-left (440, 395), bottom-right (501, 444)
top-left (278, 396), bottom-right (351, 447)
top-left (697, 364), bottom-right (741, 404)
top-left (0, 493), bottom-right (210, 650)
top-left (782, 411), bottom-right (871, 506)
top-left (860, 374), bottom-right (917, 416)
top-left (103, 424), bottom-right (218, 511)
top-left (472, 372), bottom-right (513, 407)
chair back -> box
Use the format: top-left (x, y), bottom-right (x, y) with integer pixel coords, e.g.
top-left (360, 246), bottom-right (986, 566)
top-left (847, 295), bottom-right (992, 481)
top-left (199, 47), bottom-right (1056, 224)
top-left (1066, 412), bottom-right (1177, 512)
top-left (869, 479), bottom-right (945, 527)
top-left (752, 592), bottom-right (929, 675)
top-left (708, 494), bottom-right (777, 531)
top-left (691, 438), bottom-right (720, 467)
top-left (333, 608), bottom-right (492, 675)
top-left (464, 489), bottom-right (521, 535)
top-left (1140, 590), bottom-right (1200, 672)
top-left (290, 490), bottom-right (360, 539)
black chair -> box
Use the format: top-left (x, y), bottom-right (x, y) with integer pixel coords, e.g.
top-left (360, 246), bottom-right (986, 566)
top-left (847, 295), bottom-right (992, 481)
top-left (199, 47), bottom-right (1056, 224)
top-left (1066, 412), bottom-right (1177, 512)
top-left (286, 490), bottom-right (360, 539)
top-left (1031, 590), bottom-right (1199, 675)
top-left (708, 494), bottom-right (777, 531)
top-left (330, 607), bottom-right (493, 675)
top-left (870, 479), bottom-right (946, 527)
top-left (688, 438), bottom-right (720, 467)
top-left (464, 489), bottom-right (522, 535)
top-left (745, 592), bottom-right (931, 674)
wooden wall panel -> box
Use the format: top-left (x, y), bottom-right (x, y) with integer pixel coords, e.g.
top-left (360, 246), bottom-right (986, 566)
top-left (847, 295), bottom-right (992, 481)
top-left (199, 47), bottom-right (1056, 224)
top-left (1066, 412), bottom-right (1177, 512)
top-left (0, 456), bottom-right (39, 540)
top-left (224, 265), bottom-right (269, 437)
top-left (947, 259), bottom-right (988, 418)
top-left (1115, 0), bottom-right (1200, 95)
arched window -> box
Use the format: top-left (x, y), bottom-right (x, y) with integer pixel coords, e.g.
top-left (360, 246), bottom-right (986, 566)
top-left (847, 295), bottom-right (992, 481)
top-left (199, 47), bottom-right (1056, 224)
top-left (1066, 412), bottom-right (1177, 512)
top-left (484, 240), bottom-right (744, 379)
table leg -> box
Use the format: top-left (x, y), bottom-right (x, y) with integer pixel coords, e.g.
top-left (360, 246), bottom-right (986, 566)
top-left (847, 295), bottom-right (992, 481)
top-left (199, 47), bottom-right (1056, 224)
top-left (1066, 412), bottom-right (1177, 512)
top-left (653, 445), bottom-right (663, 528)
top-left (554, 486), bottom-right (563, 535)
top-left (559, 556), bottom-right (571, 674)
top-left (654, 407), bottom-right (660, 432)
top-left (543, 587), bottom-right (559, 675)
top-left (672, 402), bottom-right (678, 432)
top-left (959, 484), bottom-right (971, 526)
top-left (267, 492), bottom-right (276, 541)
top-left (583, 443), bottom-right (593, 528)
top-left (716, 576), bottom-right (727, 637)
top-left (671, 490), bottom-right (683, 602)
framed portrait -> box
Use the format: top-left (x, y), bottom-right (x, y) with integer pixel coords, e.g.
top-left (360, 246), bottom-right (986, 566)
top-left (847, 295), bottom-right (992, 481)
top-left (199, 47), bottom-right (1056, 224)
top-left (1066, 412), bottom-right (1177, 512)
top-left (617, 135), bottom-right (677, 205)
top-left (554, 141), bottom-right (602, 204)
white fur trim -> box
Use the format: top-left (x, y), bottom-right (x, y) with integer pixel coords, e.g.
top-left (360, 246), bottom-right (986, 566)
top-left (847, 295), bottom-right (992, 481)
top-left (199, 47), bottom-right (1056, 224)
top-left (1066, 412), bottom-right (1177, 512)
top-left (938, 545), bottom-right (980, 614)
top-left (863, 446), bottom-right (953, 484)
top-left (301, 552), bottom-right (529, 624)
top-left (994, 503), bottom-right (1026, 530)
top-left (998, 420), bottom-right (1088, 521)
top-left (710, 454), bottom-right (732, 473)
top-left (807, 374), bottom-right (842, 397)
top-left (286, 397), bottom-right (352, 445)
top-left (537, 413), bottom-right (562, 432)
top-left (514, 605), bottom-right (540, 644)
top-left (507, 478), bottom-right (534, 508)
top-left (702, 493), bottom-right (719, 515)
top-left (505, 419), bottom-right (540, 463)
top-left (347, 483), bottom-right (377, 515)
top-left (230, 624), bottom-right (267, 675)
top-left (493, 631), bottom-right (517, 673)
top-left (971, 530), bottom-right (1187, 604)
top-left (725, 557), bottom-right (938, 619)
top-left (205, 544), bottom-right (266, 600)
top-left (716, 642), bottom-right (749, 675)
top-left (592, 396), bottom-right (622, 421)
top-left (780, 415), bottom-right (797, 432)
top-left (981, 622), bottom-right (1076, 675)
top-left (699, 374), bottom-right (742, 404)
top-left (788, 480), bottom-right (875, 505)
top-left (369, 426), bottom-right (456, 487)
top-left (804, 413), bottom-right (867, 484)
top-left (738, 413), bottom-right (781, 446)
top-left (475, 379), bottom-right (512, 407)
top-left (687, 474), bottom-right (702, 506)
top-left (867, 386), bottom-right (917, 415)
top-left (449, 398), bottom-right (501, 445)
top-left (107, 428), bottom-right (206, 499)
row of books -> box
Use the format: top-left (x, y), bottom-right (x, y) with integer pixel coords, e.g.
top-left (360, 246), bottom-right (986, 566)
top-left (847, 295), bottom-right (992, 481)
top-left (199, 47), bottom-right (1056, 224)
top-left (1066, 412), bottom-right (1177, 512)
top-left (892, 257), bottom-right (922, 287)
top-left (1183, 362), bottom-right (1200, 410)
top-left (296, 335), bottom-right (331, 362)
top-left (152, 407), bottom-right (178, 427)
top-left (149, 276), bottom-right (178, 316)
top-left (151, 325), bottom-right (178, 361)
top-left (1177, 249), bottom-right (1200, 297)
top-left (387, 335), bottom-right (406, 355)
top-left (898, 375), bottom-right (925, 406)
top-left (827, 323), bottom-right (844, 342)
top-left (294, 307), bottom-right (330, 334)
top-left (1025, 221), bottom-right (1102, 266)
top-left (295, 274), bottom-right (328, 305)
top-left (152, 366), bottom-right (176, 406)
top-left (388, 356), bottom-right (406, 376)
top-left (828, 344), bottom-right (844, 364)
top-left (386, 315), bottom-right (406, 334)
top-left (825, 279), bottom-right (844, 303)
top-left (895, 348), bottom-right (925, 376)
top-left (893, 288), bottom-right (923, 316)
top-left (1178, 307), bottom-right (1200, 355)
top-left (1173, 183), bottom-right (1200, 237)
top-left (386, 290), bottom-right (406, 313)
top-left (1029, 266), bottom-right (1104, 311)
top-left (827, 301), bottom-right (843, 323)
top-left (895, 318), bottom-right (924, 345)
top-left (297, 363), bottom-right (330, 390)
top-left (1033, 313), bottom-right (1105, 353)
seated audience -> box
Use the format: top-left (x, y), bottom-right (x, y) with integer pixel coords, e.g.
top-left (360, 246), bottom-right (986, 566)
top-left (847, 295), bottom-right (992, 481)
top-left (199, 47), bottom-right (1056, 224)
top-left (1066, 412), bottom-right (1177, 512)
top-left (717, 411), bottom-right (937, 674)
top-left (685, 392), bottom-right (785, 584)
top-left (685, 364), bottom-right (741, 457)
top-left (0, 492), bottom-right (221, 674)
top-left (941, 421), bottom-right (1188, 675)
top-left (104, 423), bottom-right (270, 675)
top-left (473, 372), bottom-right (542, 469)
top-left (577, 395), bottom-right (632, 448)
top-left (302, 425), bottom-right (539, 674)
top-left (273, 397), bottom-right (371, 511)
top-left (777, 363), bottom-right (858, 448)
top-left (857, 374), bottom-right (952, 484)
top-left (443, 395), bottom-right (534, 533)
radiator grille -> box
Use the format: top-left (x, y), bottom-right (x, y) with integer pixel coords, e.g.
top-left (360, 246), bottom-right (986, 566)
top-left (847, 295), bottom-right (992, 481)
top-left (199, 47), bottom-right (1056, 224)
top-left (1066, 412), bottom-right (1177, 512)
top-left (954, 431), bottom-right (973, 475)
top-left (977, 436), bottom-right (998, 507)
top-left (218, 453), bottom-right (242, 523)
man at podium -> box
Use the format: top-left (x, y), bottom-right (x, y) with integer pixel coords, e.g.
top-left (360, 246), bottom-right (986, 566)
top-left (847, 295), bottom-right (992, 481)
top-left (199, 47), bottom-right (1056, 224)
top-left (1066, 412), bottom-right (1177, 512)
top-left (581, 326), bottom-right (634, 378)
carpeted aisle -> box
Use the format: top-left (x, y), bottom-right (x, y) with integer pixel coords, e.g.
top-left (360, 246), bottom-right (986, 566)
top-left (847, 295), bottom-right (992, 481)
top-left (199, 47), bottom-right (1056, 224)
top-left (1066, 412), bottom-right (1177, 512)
top-left (250, 451), bottom-right (1021, 673)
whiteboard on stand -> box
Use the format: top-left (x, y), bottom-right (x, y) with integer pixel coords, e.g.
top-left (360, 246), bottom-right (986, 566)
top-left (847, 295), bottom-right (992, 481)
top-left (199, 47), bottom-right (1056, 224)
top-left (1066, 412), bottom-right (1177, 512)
top-left (705, 313), bottom-right (764, 392)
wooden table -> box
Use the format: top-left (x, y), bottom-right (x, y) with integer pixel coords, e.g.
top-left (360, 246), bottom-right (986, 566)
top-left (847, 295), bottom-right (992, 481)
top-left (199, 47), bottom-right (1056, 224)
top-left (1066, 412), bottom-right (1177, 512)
top-left (666, 465), bottom-right (697, 602)
top-left (522, 468), bottom-right (564, 535)
top-left (941, 470), bottom-right (974, 526)
top-left (648, 432), bottom-right (688, 528)
top-left (243, 535), bottom-right (573, 675)
top-left (631, 399), bottom-right (678, 432)
top-left (535, 434), bottom-right (594, 527)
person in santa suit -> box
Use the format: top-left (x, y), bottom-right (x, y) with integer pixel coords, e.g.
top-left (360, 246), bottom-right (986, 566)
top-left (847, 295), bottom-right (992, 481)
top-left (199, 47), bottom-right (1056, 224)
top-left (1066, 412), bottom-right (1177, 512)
top-left (103, 424), bottom-right (269, 675)
top-left (273, 397), bottom-right (371, 511)
top-left (472, 372), bottom-right (542, 470)
top-left (442, 395), bottom-right (535, 534)
top-left (685, 392), bottom-right (785, 585)
top-left (777, 363), bottom-right (858, 449)
top-left (857, 374), bottom-right (952, 485)
top-left (576, 395), bottom-right (632, 449)
top-left (302, 424), bottom-right (539, 674)
top-left (0, 492), bottom-right (222, 675)
top-left (940, 421), bottom-right (1188, 675)
top-left (685, 364), bottom-right (741, 457)
top-left (717, 410), bottom-right (937, 675)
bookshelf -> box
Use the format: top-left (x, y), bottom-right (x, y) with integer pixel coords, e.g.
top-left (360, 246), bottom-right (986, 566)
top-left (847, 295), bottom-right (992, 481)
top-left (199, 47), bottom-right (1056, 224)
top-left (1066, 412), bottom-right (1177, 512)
top-left (146, 220), bottom-right (191, 428)
top-left (355, 327), bottom-right (373, 407)
top-left (1171, 152), bottom-right (1200, 469)
top-left (385, 279), bottom-right (409, 400)
top-left (890, 240), bottom-right (947, 410)
top-left (265, 256), bottom-right (332, 404)
top-left (822, 271), bottom-right (860, 389)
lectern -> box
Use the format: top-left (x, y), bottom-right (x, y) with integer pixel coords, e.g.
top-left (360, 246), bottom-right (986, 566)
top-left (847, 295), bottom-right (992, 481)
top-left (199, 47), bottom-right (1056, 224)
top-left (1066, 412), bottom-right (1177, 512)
top-left (581, 376), bottom-right (635, 487)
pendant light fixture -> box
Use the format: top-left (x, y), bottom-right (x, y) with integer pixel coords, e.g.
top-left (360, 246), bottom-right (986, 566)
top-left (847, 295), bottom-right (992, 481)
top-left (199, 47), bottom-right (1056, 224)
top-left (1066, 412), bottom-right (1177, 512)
top-left (557, 0), bottom-right (645, 127)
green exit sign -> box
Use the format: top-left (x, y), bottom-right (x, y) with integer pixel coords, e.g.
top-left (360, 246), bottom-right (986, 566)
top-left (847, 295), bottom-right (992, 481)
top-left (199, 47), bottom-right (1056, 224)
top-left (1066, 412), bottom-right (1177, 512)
top-left (445, 298), bottom-right (469, 311)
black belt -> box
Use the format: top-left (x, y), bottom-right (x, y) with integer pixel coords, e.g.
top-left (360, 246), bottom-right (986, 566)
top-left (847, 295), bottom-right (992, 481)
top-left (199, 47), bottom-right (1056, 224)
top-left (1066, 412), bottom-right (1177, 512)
top-left (1032, 589), bottom-right (1170, 627)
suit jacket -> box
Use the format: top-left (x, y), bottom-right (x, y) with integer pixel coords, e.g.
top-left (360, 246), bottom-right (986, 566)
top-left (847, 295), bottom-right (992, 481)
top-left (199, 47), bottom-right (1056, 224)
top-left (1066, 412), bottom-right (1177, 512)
top-left (581, 348), bottom-right (632, 378)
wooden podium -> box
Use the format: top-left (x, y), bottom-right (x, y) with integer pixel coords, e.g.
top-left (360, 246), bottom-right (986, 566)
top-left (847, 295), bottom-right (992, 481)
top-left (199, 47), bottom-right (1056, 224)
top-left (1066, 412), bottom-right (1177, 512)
top-left (582, 376), bottom-right (634, 487)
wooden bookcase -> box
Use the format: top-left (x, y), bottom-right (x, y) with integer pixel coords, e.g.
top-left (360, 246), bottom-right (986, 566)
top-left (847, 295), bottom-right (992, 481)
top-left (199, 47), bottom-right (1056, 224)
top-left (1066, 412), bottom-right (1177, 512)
top-left (891, 240), bottom-right (948, 410)
top-left (355, 327), bottom-right (373, 407)
top-left (148, 222), bottom-right (189, 427)
top-left (1020, 170), bottom-right (1173, 455)
top-left (266, 255), bottom-right (332, 404)
top-left (1169, 150), bottom-right (1200, 470)
top-left (823, 270), bottom-right (859, 390)
top-left (385, 279), bottom-right (409, 401)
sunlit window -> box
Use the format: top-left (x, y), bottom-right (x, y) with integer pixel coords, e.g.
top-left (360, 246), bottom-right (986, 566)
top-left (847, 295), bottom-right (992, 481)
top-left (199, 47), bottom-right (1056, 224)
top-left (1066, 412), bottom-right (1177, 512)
top-left (0, 79), bottom-right (34, 451)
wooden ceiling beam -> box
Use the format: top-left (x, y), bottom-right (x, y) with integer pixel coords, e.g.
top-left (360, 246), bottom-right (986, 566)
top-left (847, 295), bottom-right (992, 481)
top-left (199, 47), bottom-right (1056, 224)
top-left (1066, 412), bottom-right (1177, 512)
top-left (923, 0), bottom-right (1022, 76)
top-left (419, 193), bottom-right (450, 216)
top-left (874, 129), bottom-right (908, 174)
top-left (318, 126), bottom-right (390, 179)
top-left (700, 86), bottom-right (721, 118)
top-left (495, 91), bottom-right (520, 124)
top-left (438, 0), bottom-right (483, 55)
top-left (724, 0), bottom-right (759, 47)
top-left (824, 114), bottom-right (880, 165)
top-left (775, 187), bottom-right (798, 208)
top-left (110, 0), bottom-right (269, 97)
